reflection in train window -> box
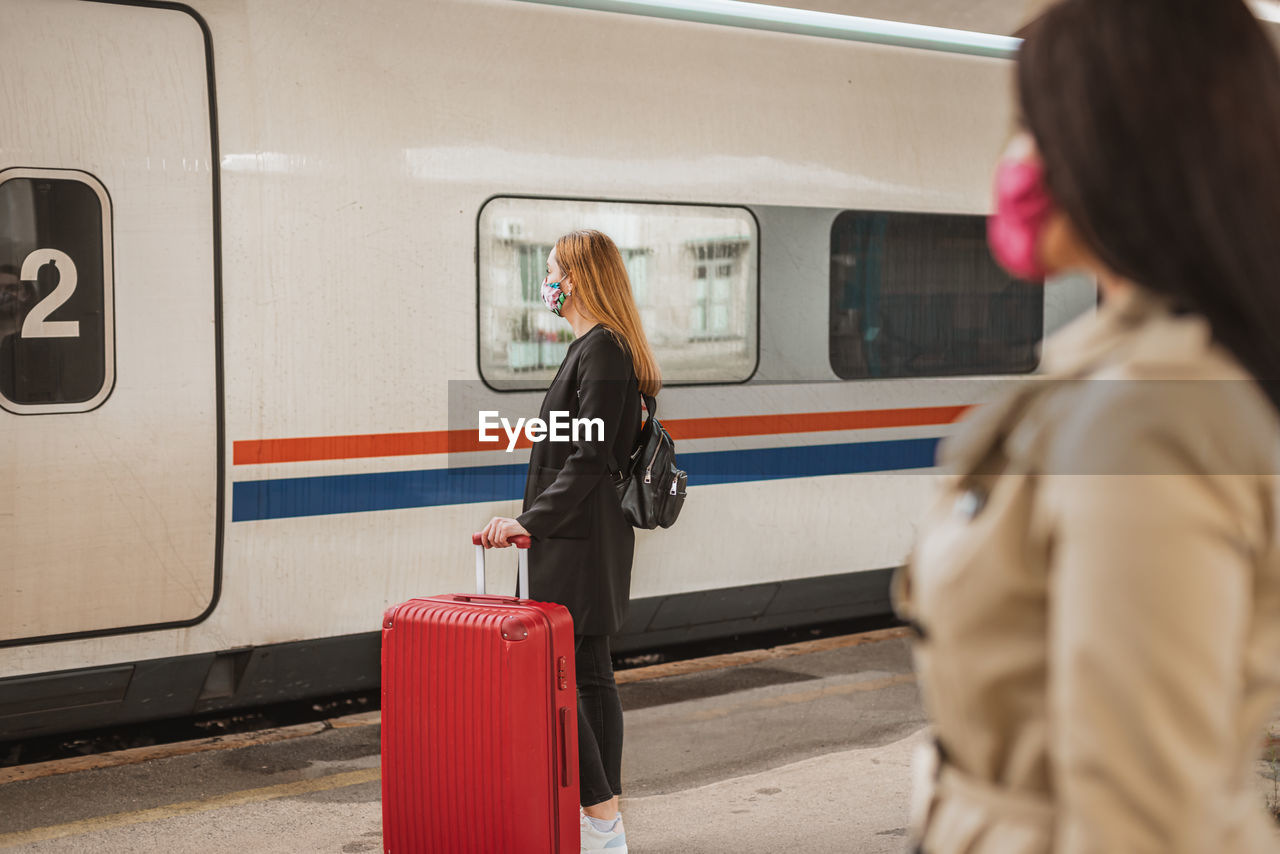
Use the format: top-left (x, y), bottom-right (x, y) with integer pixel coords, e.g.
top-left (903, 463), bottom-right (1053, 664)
top-left (829, 210), bottom-right (1042, 379)
top-left (0, 171), bottom-right (114, 413)
top-left (479, 198), bottom-right (758, 388)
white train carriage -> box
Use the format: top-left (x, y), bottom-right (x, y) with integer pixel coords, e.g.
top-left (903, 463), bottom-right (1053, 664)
top-left (0, 0), bottom-right (1098, 741)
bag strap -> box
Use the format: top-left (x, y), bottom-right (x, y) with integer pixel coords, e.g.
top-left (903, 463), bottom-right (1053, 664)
top-left (610, 393), bottom-right (657, 480)
top-left (642, 392), bottom-right (657, 426)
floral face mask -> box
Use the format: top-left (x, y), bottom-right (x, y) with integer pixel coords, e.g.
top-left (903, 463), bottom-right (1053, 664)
top-left (541, 279), bottom-right (567, 316)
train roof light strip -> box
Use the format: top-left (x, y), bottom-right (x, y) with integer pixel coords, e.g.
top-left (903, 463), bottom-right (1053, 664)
top-left (511, 0), bottom-right (1022, 60)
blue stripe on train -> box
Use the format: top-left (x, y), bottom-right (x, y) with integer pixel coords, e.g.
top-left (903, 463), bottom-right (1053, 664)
top-left (230, 437), bottom-right (942, 522)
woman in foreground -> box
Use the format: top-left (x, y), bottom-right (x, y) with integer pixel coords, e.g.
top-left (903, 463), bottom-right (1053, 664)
top-left (896, 1), bottom-right (1280, 850)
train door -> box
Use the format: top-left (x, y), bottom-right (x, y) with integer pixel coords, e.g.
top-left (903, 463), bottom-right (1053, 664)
top-left (0, 0), bottom-right (220, 644)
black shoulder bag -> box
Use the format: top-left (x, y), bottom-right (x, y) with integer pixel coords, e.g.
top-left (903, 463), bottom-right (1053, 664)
top-left (614, 393), bottom-right (686, 529)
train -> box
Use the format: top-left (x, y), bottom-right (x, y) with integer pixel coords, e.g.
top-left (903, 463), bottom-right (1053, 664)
top-left (0, 0), bottom-right (1107, 742)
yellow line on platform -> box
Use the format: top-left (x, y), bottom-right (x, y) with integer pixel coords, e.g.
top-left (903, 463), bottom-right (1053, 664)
top-left (0, 767), bottom-right (381, 848)
top-left (1, 711), bottom-right (381, 784)
top-left (0, 722), bottom-right (327, 785)
top-left (688, 672), bottom-right (918, 721)
top-left (614, 626), bottom-right (912, 685)
top-left (2, 630), bottom-right (905, 785)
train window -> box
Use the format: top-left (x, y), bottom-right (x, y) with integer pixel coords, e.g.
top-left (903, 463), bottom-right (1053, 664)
top-left (829, 210), bottom-right (1041, 379)
top-left (0, 169), bottom-right (114, 413)
top-left (478, 198), bottom-right (758, 388)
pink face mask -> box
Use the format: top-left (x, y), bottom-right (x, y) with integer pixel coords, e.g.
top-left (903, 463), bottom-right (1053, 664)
top-left (987, 156), bottom-right (1054, 281)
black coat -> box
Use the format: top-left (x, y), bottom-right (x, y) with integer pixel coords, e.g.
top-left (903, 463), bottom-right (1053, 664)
top-left (516, 324), bottom-right (642, 636)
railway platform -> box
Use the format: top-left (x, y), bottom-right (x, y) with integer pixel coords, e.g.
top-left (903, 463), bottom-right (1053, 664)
top-left (0, 628), bottom-right (1274, 853)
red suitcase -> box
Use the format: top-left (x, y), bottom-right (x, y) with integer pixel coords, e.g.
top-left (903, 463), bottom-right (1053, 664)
top-left (381, 534), bottom-right (579, 853)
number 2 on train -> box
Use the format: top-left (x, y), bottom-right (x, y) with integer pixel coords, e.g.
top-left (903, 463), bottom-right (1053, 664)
top-left (20, 248), bottom-right (79, 339)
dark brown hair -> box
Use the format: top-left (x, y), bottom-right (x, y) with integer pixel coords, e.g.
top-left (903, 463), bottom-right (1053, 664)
top-left (1018, 0), bottom-right (1280, 408)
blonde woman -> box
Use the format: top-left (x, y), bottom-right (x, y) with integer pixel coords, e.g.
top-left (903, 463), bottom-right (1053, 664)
top-left (481, 229), bottom-right (661, 854)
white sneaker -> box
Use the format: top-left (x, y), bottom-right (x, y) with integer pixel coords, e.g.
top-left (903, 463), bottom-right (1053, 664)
top-left (580, 810), bottom-right (627, 853)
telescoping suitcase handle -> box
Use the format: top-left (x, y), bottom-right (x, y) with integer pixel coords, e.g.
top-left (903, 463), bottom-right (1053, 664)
top-left (471, 533), bottom-right (530, 599)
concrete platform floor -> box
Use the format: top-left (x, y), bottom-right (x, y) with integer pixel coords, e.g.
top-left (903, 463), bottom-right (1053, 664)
top-left (0, 629), bottom-right (1274, 853)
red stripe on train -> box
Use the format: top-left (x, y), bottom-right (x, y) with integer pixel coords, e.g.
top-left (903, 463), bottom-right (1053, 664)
top-left (232, 405), bottom-right (971, 466)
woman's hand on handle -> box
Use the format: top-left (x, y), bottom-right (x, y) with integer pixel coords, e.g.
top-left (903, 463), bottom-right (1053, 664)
top-left (479, 517), bottom-right (530, 548)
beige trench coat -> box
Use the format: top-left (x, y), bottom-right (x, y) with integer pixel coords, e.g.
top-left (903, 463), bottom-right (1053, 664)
top-left (895, 286), bottom-right (1280, 853)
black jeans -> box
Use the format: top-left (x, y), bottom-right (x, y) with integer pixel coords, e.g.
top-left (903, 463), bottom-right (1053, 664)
top-left (575, 634), bottom-right (623, 808)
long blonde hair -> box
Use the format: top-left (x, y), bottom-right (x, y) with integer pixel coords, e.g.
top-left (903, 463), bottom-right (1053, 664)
top-left (556, 229), bottom-right (662, 396)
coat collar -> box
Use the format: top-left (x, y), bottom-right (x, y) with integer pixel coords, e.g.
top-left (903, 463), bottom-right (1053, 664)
top-left (1036, 283), bottom-right (1213, 377)
top-left (939, 284), bottom-right (1198, 474)
top-left (569, 323), bottom-right (604, 347)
